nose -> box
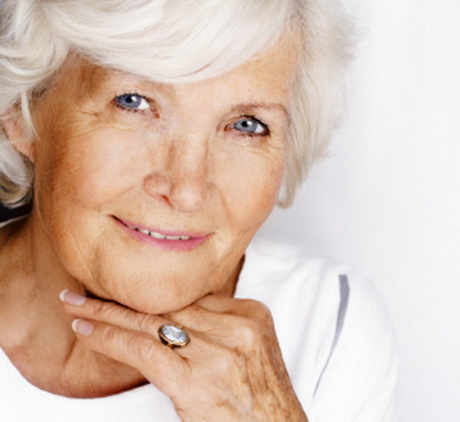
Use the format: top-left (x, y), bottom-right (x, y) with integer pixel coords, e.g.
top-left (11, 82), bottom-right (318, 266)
top-left (143, 135), bottom-right (210, 213)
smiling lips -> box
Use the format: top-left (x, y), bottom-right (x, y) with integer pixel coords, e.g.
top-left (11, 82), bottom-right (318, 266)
top-left (113, 217), bottom-right (211, 251)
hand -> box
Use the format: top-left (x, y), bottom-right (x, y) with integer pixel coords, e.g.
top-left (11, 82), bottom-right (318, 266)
top-left (60, 291), bottom-right (308, 422)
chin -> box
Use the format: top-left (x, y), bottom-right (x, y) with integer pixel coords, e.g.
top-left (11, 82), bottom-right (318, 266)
top-left (114, 287), bottom-right (201, 315)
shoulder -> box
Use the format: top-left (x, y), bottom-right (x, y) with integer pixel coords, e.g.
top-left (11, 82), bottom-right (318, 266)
top-left (239, 237), bottom-right (359, 313)
top-left (309, 269), bottom-right (399, 421)
top-left (239, 237), bottom-right (391, 371)
top-left (241, 236), bottom-right (350, 287)
top-left (241, 236), bottom-right (390, 310)
top-left (239, 237), bottom-right (399, 421)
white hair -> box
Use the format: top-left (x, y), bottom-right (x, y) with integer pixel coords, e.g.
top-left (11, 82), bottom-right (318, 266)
top-left (0, 0), bottom-right (353, 207)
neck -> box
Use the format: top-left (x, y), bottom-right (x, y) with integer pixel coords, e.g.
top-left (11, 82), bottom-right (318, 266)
top-left (0, 211), bottom-right (242, 397)
top-left (0, 213), bottom-right (146, 397)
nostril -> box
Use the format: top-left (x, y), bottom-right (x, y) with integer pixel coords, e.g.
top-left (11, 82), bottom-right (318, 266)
top-left (143, 173), bottom-right (172, 198)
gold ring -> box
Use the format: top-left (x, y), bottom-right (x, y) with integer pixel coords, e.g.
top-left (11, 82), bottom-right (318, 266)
top-left (158, 324), bottom-right (190, 348)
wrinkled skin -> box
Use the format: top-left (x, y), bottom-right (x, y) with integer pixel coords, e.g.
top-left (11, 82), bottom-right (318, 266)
top-left (1, 32), bottom-right (308, 421)
top-left (62, 292), bottom-right (308, 421)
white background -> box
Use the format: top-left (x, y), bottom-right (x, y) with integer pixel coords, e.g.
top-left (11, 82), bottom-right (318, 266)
top-left (258, 1), bottom-right (460, 421)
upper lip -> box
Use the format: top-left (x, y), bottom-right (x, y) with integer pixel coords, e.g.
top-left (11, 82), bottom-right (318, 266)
top-left (113, 216), bottom-right (211, 239)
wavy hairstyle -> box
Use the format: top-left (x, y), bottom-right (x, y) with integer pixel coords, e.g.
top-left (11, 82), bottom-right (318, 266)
top-left (0, 0), bottom-right (353, 207)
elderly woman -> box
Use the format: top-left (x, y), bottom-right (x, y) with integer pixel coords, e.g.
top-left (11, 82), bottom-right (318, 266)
top-left (0, 0), bottom-right (398, 421)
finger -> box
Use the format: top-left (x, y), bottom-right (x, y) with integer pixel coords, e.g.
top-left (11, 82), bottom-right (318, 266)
top-left (60, 290), bottom-right (210, 360)
top-left (71, 318), bottom-right (189, 394)
top-left (166, 302), bottom-right (249, 336)
top-left (194, 294), bottom-right (242, 313)
top-left (168, 302), bottom-right (272, 354)
top-left (194, 294), bottom-right (274, 324)
top-left (59, 290), bottom-right (162, 336)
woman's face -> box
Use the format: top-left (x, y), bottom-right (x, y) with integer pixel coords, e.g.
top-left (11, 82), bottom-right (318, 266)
top-left (26, 37), bottom-right (299, 313)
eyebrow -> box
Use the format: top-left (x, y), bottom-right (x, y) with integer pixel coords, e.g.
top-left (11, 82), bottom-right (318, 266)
top-left (230, 103), bottom-right (289, 119)
top-left (86, 65), bottom-right (291, 120)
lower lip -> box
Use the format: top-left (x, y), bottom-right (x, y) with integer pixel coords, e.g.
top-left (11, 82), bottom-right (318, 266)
top-left (113, 218), bottom-right (210, 252)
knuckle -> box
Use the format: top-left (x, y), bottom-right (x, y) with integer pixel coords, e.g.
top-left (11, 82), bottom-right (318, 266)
top-left (231, 303), bottom-right (275, 352)
top-left (89, 299), bottom-right (117, 319)
top-left (136, 312), bottom-right (160, 334)
top-left (245, 299), bottom-right (273, 323)
top-left (236, 297), bottom-right (272, 320)
top-left (134, 335), bottom-right (158, 363)
top-left (236, 318), bottom-right (259, 348)
top-left (89, 324), bottom-right (158, 369)
top-left (257, 304), bottom-right (274, 325)
top-left (95, 324), bottom-right (119, 348)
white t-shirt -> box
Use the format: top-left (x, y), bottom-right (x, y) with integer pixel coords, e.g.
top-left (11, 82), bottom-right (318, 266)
top-left (0, 238), bottom-right (399, 421)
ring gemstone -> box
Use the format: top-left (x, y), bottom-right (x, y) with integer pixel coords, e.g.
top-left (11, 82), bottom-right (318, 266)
top-left (158, 324), bottom-right (190, 348)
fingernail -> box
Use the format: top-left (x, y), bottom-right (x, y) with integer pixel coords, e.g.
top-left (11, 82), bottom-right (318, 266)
top-left (59, 289), bottom-right (86, 306)
top-left (71, 319), bottom-right (94, 336)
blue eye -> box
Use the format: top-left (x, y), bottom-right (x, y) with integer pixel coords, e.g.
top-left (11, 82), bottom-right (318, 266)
top-left (232, 116), bottom-right (269, 136)
top-left (114, 93), bottom-right (150, 111)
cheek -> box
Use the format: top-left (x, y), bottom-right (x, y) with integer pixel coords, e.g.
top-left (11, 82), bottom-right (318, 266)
top-left (216, 147), bottom-right (285, 228)
top-left (34, 123), bottom-right (146, 208)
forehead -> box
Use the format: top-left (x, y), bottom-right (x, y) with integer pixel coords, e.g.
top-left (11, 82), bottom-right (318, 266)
top-left (54, 33), bottom-right (300, 105)
top-left (220, 33), bottom-right (300, 90)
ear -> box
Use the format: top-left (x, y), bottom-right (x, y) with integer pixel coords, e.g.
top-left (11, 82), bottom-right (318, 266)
top-left (1, 112), bottom-right (36, 162)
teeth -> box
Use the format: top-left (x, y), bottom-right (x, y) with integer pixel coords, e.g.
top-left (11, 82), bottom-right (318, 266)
top-left (165, 235), bottom-right (182, 240)
top-left (135, 227), bottom-right (190, 240)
